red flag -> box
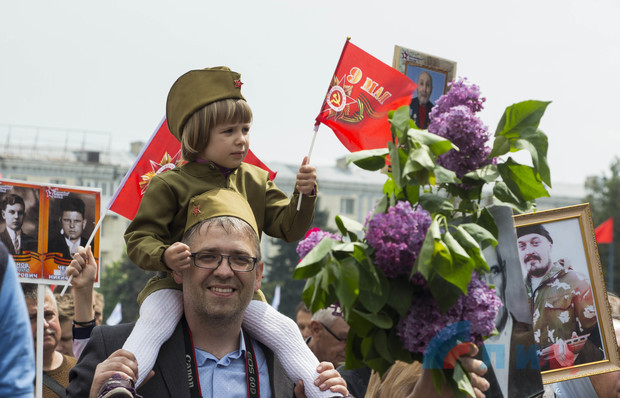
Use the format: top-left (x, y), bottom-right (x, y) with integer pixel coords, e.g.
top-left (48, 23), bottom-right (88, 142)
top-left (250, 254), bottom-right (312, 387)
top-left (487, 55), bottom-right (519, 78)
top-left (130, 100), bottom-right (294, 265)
top-left (315, 40), bottom-right (417, 153)
top-left (109, 118), bottom-right (277, 220)
top-left (595, 218), bottom-right (613, 244)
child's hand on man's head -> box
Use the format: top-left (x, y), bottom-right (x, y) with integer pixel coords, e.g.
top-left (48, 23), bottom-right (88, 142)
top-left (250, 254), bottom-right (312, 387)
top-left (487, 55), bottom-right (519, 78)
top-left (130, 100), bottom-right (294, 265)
top-left (163, 242), bottom-right (191, 271)
top-left (296, 156), bottom-right (317, 195)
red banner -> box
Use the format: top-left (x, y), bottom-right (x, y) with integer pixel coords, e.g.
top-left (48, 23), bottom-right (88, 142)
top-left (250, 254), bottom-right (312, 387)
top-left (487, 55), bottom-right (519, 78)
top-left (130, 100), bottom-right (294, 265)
top-left (595, 217), bottom-right (613, 244)
top-left (109, 118), bottom-right (276, 220)
top-left (315, 40), bottom-right (417, 153)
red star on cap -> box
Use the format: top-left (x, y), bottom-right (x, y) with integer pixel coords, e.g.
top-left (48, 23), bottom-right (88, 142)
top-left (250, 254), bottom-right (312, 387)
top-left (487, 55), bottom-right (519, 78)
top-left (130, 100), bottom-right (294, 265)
top-left (192, 205), bottom-right (201, 217)
top-left (234, 79), bottom-right (243, 88)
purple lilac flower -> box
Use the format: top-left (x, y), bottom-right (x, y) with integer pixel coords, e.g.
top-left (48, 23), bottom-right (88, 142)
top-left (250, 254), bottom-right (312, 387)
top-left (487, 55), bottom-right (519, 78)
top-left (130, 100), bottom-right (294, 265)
top-left (296, 228), bottom-right (342, 260)
top-left (364, 201), bottom-right (431, 278)
top-left (461, 273), bottom-right (503, 346)
top-left (430, 77), bottom-right (485, 118)
top-left (396, 288), bottom-right (463, 354)
top-left (396, 273), bottom-right (502, 353)
top-left (429, 105), bottom-right (493, 179)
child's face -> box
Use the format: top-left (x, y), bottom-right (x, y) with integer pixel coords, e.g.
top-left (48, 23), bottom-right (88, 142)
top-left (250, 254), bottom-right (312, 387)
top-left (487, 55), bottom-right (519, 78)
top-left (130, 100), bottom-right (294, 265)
top-left (201, 122), bottom-right (250, 168)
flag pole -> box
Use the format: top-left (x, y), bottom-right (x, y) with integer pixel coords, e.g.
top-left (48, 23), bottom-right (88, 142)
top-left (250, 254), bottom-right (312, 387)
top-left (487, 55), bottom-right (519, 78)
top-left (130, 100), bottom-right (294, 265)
top-left (296, 123), bottom-right (320, 211)
top-left (609, 241), bottom-right (614, 293)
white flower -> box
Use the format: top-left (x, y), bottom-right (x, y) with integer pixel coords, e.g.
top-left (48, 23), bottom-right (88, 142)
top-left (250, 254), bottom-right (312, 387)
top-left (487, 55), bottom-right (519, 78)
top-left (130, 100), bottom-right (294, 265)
top-left (548, 329), bottom-right (556, 343)
top-left (558, 311), bottom-right (570, 324)
top-left (534, 329), bottom-right (541, 343)
top-left (533, 309), bottom-right (540, 324)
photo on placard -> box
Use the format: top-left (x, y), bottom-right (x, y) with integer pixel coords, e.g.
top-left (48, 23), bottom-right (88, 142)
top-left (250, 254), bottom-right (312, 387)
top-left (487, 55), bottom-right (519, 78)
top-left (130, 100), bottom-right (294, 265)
top-left (0, 180), bottom-right (43, 279)
top-left (44, 186), bottom-right (100, 283)
top-left (392, 45), bottom-right (456, 129)
top-left (513, 204), bottom-right (620, 384)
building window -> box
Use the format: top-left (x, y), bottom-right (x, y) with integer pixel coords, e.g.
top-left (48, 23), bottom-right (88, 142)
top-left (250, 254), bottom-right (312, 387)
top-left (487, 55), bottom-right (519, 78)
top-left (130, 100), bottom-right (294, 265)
top-left (340, 198), bottom-right (354, 214)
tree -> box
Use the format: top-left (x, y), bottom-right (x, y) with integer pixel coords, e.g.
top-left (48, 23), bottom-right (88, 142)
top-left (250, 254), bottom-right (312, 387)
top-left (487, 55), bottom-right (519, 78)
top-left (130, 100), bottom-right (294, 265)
top-left (98, 252), bottom-right (157, 323)
top-left (583, 157), bottom-right (620, 293)
top-left (261, 199), bottom-right (331, 318)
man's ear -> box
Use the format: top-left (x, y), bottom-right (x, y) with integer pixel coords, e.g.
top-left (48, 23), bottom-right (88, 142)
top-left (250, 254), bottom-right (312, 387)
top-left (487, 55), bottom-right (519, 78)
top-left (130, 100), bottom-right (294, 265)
top-left (309, 320), bottom-right (321, 337)
top-left (254, 260), bottom-right (264, 291)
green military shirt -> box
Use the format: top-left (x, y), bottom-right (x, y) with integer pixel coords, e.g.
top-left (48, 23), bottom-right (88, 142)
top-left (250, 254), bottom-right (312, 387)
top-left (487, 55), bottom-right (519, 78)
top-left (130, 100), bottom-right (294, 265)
top-left (124, 161), bottom-right (316, 300)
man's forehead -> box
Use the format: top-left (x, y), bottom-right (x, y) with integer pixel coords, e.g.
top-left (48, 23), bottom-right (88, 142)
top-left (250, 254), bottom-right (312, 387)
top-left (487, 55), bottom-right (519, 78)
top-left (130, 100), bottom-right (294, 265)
top-left (517, 233), bottom-right (549, 243)
top-left (192, 222), bottom-right (253, 250)
top-left (62, 211), bottom-right (83, 219)
top-left (6, 203), bottom-right (24, 211)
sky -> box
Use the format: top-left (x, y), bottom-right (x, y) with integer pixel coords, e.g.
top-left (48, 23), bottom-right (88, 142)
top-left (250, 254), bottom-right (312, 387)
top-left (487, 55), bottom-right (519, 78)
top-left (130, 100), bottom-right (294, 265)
top-left (1, 0), bottom-right (619, 187)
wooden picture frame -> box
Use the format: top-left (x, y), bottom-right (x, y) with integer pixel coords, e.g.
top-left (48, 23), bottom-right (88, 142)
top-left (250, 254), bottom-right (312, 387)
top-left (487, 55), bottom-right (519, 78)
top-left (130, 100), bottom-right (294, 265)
top-left (392, 45), bottom-right (456, 100)
top-left (513, 203), bottom-right (620, 384)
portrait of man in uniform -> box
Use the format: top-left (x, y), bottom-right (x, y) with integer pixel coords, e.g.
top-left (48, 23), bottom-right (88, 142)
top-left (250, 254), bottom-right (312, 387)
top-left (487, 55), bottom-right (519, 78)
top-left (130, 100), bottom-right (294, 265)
top-left (516, 222), bottom-right (604, 371)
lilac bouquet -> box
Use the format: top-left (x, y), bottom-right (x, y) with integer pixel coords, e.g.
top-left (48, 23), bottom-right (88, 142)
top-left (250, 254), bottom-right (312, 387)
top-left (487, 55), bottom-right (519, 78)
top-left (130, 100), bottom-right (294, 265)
top-left (294, 78), bottom-right (551, 395)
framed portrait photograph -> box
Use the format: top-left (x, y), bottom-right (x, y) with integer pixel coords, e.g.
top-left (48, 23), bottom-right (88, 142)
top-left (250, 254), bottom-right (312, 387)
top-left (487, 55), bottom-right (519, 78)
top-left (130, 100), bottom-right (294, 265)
top-left (513, 203), bottom-right (620, 384)
top-left (43, 185), bottom-right (101, 285)
top-left (0, 180), bottom-right (43, 279)
top-left (392, 45), bottom-right (457, 129)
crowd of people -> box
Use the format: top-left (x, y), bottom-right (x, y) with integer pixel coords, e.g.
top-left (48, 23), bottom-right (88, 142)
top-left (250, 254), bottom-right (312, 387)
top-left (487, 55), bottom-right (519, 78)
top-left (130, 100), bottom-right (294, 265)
top-left (5, 64), bottom-right (619, 398)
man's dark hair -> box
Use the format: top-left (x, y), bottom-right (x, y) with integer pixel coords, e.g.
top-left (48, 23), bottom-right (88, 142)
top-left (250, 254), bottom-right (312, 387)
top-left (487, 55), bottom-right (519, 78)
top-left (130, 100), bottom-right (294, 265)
top-left (1, 193), bottom-right (25, 214)
top-left (60, 196), bottom-right (85, 217)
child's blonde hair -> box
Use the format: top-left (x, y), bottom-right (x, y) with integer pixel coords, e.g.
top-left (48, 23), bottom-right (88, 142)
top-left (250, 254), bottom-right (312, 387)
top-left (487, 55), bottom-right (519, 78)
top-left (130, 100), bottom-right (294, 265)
top-left (181, 98), bottom-right (253, 162)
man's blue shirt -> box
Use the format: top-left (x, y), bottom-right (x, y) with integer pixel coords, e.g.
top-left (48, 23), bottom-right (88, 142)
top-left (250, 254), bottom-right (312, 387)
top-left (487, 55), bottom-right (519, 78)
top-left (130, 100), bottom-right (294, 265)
top-left (196, 330), bottom-right (271, 398)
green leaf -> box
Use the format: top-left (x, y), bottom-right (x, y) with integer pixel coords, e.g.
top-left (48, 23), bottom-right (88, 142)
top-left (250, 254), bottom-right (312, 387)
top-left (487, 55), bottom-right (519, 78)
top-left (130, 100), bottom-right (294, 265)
top-left (389, 141), bottom-right (403, 188)
top-left (407, 129), bottom-right (456, 156)
top-left (454, 361), bottom-right (476, 398)
top-left (358, 266), bottom-right (390, 313)
top-left (334, 260), bottom-right (360, 313)
top-left (387, 277), bottom-right (414, 317)
top-left (415, 219), bottom-right (447, 280)
top-left (435, 231), bottom-right (474, 294)
top-left (351, 308), bottom-right (393, 329)
top-left (293, 237), bottom-right (334, 279)
top-left (346, 309), bottom-right (375, 337)
top-left (512, 128), bottom-right (551, 186)
top-left (408, 147), bottom-right (435, 170)
top-left (492, 181), bottom-right (531, 212)
top-left (373, 328), bottom-right (394, 363)
top-left (346, 149), bottom-right (389, 171)
top-left (452, 226), bottom-right (488, 273)
top-left (390, 105), bottom-right (412, 134)
top-left (428, 274), bottom-right (465, 313)
top-left (433, 164), bottom-right (460, 184)
top-left (463, 164), bottom-right (500, 183)
top-left (335, 215), bottom-right (363, 241)
top-left (459, 223), bottom-right (498, 249)
top-left (419, 193), bottom-right (455, 216)
top-left (491, 100), bottom-right (551, 156)
top-left (498, 158), bottom-right (549, 201)
top-left (344, 334), bottom-right (366, 370)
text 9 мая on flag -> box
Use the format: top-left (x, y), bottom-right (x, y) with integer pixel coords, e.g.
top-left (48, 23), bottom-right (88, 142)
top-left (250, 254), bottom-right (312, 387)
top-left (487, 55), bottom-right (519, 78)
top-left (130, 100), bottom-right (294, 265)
top-left (109, 118), bottom-right (276, 220)
top-left (315, 40), bottom-right (417, 153)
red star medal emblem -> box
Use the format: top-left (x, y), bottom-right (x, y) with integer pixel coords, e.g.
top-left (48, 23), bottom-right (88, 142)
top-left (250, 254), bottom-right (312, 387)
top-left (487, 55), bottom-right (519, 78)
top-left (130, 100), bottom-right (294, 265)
top-left (192, 205), bottom-right (201, 217)
top-left (234, 79), bottom-right (243, 89)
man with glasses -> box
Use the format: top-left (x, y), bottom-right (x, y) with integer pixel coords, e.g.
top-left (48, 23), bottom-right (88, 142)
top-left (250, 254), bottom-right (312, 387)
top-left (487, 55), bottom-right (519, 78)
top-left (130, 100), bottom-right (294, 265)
top-left (66, 189), bottom-right (349, 398)
top-left (307, 308), bottom-right (349, 367)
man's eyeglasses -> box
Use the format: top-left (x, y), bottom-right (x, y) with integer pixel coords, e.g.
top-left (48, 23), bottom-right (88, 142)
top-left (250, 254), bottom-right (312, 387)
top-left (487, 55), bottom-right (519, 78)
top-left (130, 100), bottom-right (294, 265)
top-left (319, 322), bottom-right (346, 343)
top-left (190, 252), bottom-right (258, 272)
